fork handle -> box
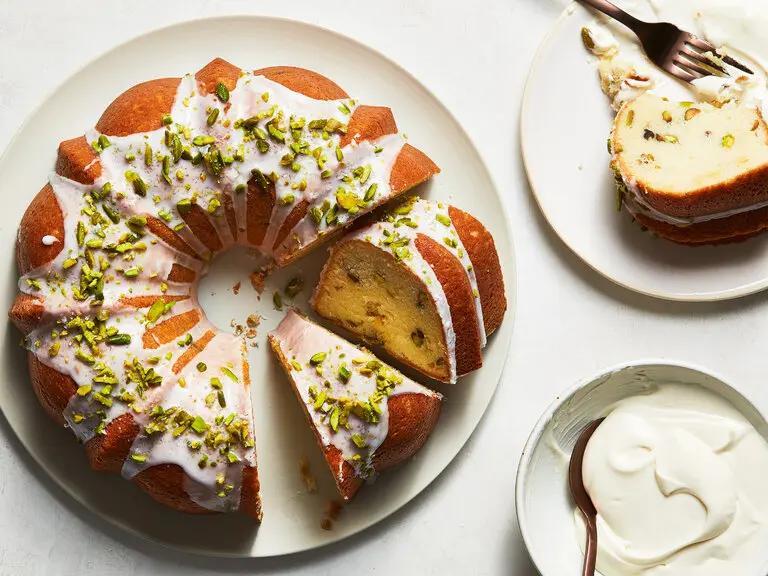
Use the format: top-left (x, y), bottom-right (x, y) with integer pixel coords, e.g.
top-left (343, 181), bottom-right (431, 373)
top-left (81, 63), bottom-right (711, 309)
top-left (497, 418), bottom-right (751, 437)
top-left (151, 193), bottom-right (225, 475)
top-left (577, 0), bottom-right (642, 30)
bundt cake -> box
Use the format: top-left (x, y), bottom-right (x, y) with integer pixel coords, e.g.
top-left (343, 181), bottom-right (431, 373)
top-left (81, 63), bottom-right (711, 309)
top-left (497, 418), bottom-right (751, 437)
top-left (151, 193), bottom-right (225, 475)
top-left (9, 58), bottom-right (440, 518)
top-left (311, 197), bottom-right (506, 383)
top-left (611, 93), bottom-right (768, 244)
top-left (268, 309), bottom-right (442, 500)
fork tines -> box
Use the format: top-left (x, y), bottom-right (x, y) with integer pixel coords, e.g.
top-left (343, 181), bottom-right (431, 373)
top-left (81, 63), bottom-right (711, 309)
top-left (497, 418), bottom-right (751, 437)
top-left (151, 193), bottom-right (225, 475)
top-left (681, 35), bottom-right (754, 77)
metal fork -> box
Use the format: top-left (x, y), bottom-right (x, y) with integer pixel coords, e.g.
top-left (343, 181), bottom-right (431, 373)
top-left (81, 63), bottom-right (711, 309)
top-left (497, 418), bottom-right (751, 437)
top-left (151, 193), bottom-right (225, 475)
top-left (578, 0), bottom-right (753, 83)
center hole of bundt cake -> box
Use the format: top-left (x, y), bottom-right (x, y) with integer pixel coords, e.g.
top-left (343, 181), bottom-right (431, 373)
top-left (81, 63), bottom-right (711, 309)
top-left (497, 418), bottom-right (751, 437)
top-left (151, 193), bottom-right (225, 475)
top-left (196, 245), bottom-right (328, 337)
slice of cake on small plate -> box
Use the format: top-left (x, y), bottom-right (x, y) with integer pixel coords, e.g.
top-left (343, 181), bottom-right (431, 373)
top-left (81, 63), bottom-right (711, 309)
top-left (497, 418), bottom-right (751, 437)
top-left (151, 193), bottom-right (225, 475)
top-left (268, 309), bottom-right (442, 501)
top-left (611, 92), bottom-right (768, 244)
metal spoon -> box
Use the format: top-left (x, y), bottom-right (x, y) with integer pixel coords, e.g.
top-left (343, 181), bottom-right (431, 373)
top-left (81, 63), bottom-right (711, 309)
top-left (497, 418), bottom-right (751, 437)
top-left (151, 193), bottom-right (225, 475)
top-left (568, 418), bottom-right (605, 576)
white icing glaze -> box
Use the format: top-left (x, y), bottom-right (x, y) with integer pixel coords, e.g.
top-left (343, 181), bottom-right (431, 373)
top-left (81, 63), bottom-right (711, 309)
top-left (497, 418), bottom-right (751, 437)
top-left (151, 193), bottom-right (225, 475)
top-left (343, 198), bottom-right (485, 384)
top-left (270, 310), bottom-right (440, 481)
top-left (122, 329), bottom-right (255, 513)
top-left (16, 66), bottom-right (412, 513)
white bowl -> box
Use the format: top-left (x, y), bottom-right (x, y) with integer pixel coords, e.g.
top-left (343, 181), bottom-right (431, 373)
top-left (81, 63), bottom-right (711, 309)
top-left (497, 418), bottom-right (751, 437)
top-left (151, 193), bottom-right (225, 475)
top-left (514, 360), bottom-right (768, 576)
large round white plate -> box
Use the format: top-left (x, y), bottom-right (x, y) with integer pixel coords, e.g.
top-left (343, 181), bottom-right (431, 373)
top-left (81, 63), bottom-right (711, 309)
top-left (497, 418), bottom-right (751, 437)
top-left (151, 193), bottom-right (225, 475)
top-left (0, 16), bottom-right (514, 557)
top-left (522, 3), bottom-right (768, 302)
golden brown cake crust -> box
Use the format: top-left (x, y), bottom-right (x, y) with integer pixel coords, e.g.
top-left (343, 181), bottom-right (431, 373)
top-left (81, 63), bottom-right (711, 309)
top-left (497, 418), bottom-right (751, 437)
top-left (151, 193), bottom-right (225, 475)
top-left (340, 105), bottom-right (397, 147)
top-left (133, 463), bottom-right (213, 514)
top-left (27, 354), bottom-right (76, 427)
top-left (96, 77), bottom-right (181, 137)
top-left (9, 294), bottom-right (45, 334)
top-left (195, 57), bottom-right (241, 96)
top-left (239, 465), bottom-right (264, 521)
top-left (86, 413), bottom-right (139, 472)
top-left (16, 184), bottom-right (65, 274)
top-left (623, 161), bottom-right (768, 221)
top-left (372, 393), bottom-right (441, 472)
top-left (255, 66), bottom-right (349, 100)
top-left (56, 136), bottom-right (101, 184)
top-left (632, 206), bottom-right (768, 245)
top-left (448, 206), bottom-right (506, 335)
top-left (247, 180), bottom-right (276, 246)
top-left (142, 308), bottom-right (201, 349)
top-left (132, 462), bottom-right (262, 520)
top-left (390, 144), bottom-right (440, 194)
top-left (415, 234), bottom-right (482, 376)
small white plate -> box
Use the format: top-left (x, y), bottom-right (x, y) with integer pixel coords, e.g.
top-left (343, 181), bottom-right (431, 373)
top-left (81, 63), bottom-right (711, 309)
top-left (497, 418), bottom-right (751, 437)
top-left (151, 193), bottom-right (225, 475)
top-left (522, 3), bottom-right (768, 302)
top-left (515, 360), bottom-right (768, 576)
top-left (0, 16), bottom-right (515, 557)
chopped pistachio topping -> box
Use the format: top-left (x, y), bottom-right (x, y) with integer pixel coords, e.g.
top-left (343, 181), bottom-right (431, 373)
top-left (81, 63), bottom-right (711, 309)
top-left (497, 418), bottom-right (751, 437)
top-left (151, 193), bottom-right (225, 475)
top-left (215, 82), bottom-right (230, 103)
top-left (206, 108), bottom-right (220, 126)
top-left (191, 415), bottom-right (209, 434)
top-left (192, 135), bottom-right (215, 147)
top-left (338, 363), bottom-right (351, 383)
top-left (221, 367), bottom-right (239, 382)
top-left (310, 352), bottom-right (327, 365)
top-left (106, 333), bottom-right (131, 345)
top-left (351, 434), bottom-right (367, 449)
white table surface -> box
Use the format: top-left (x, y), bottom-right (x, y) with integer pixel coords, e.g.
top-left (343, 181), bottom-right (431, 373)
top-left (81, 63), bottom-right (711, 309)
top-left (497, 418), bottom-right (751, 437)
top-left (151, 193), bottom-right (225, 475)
top-left (3, 1), bottom-right (767, 574)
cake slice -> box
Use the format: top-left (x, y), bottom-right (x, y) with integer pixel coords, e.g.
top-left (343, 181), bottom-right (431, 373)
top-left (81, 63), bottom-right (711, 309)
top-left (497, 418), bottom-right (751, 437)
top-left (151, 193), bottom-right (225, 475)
top-left (268, 309), bottom-right (442, 501)
top-left (13, 298), bottom-right (262, 520)
top-left (611, 93), bottom-right (768, 244)
top-left (311, 198), bottom-right (506, 383)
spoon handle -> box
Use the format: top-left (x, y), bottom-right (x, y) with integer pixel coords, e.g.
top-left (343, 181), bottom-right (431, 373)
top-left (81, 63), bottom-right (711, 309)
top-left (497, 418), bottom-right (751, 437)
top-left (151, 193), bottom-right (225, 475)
top-left (583, 517), bottom-right (598, 576)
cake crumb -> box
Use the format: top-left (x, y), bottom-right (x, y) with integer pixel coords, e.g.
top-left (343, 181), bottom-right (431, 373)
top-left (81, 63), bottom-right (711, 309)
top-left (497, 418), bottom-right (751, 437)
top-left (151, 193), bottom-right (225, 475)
top-left (230, 319), bottom-right (244, 337)
top-left (232, 314), bottom-right (263, 342)
top-left (250, 266), bottom-right (271, 294)
top-left (320, 499), bottom-right (344, 530)
top-left (299, 456), bottom-right (317, 493)
top-left (232, 281), bottom-right (241, 295)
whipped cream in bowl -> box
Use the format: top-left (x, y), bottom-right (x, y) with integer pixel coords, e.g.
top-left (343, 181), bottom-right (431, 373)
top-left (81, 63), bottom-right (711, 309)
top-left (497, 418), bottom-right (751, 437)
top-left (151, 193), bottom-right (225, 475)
top-left (515, 361), bottom-right (768, 576)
